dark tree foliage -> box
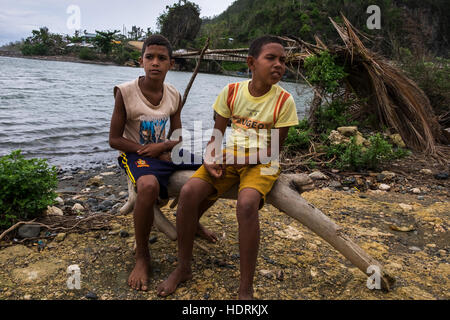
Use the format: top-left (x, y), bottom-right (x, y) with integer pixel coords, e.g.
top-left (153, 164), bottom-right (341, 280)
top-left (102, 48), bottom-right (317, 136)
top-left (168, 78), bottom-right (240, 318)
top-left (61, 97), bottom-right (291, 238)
top-left (93, 30), bottom-right (120, 55)
top-left (157, 0), bottom-right (202, 48)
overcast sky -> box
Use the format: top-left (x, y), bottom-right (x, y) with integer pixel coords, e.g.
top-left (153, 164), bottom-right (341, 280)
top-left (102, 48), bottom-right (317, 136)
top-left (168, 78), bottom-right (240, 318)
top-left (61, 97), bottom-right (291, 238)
top-left (0, 0), bottom-right (236, 45)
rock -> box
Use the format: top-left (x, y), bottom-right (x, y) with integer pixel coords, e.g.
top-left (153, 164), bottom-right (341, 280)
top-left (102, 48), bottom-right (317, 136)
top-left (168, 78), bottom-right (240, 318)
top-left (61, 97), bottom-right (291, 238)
top-left (119, 230), bottom-right (129, 238)
top-left (149, 236), bottom-right (158, 244)
top-left (417, 196), bottom-right (425, 200)
top-left (100, 200), bottom-right (114, 209)
top-left (46, 206), bottom-right (64, 216)
top-left (337, 126), bottom-right (358, 137)
top-left (60, 175), bottom-right (74, 181)
top-left (408, 246), bottom-right (421, 252)
top-left (18, 224), bottom-right (41, 238)
top-left (85, 292), bottom-right (98, 300)
top-left (23, 294), bottom-right (31, 300)
top-left (329, 181), bottom-right (342, 188)
top-left (378, 184), bottom-right (391, 191)
top-left (72, 203), bottom-right (84, 211)
top-left (259, 269), bottom-right (274, 279)
top-left (390, 133), bottom-right (406, 148)
top-left (100, 171), bottom-right (115, 176)
top-left (434, 172), bottom-right (449, 180)
top-left (328, 130), bottom-right (350, 145)
top-left (420, 169), bottom-right (433, 175)
top-left (399, 203), bottom-right (413, 212)
top-left (342, 177), bottom-right (356, 186)
top-left (87, 176), bottom-right (104, 187)
top-left (381, 171), bottom-right (396, 180)
top-left (276, 270), bottom-right (284, 281)
top-left (308, 171), bottom-right (328, 180)
top-left (411, 188), bottom-right (421, 194)
top-left (119, 191), bottom-right (128, 197)
top-left (54, 197), bottom-right (64, 206)
top-left (54, 233), bottom-right (66, 242)
top-left (87, 198), bottom-right (98, 206)
top-left (354, 132), bottom-right (369, 147)
top-left (331, 169), bottom-right (340, 173)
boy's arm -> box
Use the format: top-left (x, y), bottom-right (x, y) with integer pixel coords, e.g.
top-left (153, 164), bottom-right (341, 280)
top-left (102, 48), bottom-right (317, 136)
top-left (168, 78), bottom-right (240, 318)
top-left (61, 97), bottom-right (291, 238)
top-left (204, 113), bottom-right (229, 178)
top-left (109, 88), bottom-right (142, 153)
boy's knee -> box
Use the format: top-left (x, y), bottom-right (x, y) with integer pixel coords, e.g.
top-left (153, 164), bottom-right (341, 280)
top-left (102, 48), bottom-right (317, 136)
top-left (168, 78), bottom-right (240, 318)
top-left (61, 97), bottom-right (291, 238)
top-left (236, 198), bottom-right (259, 220)
top-left (136, 176), bottom-right (159, 200)
top-left (180, 182), bottom-right (198, 201)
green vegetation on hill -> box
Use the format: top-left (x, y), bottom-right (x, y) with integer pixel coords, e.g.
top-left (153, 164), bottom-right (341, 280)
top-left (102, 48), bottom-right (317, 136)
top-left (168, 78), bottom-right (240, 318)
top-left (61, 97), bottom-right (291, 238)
top-left (197, 0), bottom-right (449, 57)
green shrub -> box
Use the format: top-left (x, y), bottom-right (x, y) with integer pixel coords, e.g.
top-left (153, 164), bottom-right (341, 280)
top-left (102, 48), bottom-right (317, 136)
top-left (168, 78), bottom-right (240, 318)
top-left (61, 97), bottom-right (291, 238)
top-left (325, 133), bottom-right (410, 171)
top-left (130, 50), bottom-right (141, 61)
top-left (314, 99), bottom-right (359, 134)
top-left (284, 119), bottom-right (313, 152)
top-left (304, 51), bottom-right (348, 93)
top-left (79, 47), bottom-right (96, 60)
top-left (0, 150), bottom-right (58, 230)
top-left (21, 43), bottom-right (49, 56)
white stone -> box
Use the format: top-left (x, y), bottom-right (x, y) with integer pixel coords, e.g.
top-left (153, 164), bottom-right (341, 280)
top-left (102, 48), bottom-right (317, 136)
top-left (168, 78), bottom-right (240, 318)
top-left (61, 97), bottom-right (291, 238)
top-left (337, 126), bottom-right (358, 137)
top-left (72, 203), bottom-right (84, 211)
top-left (378, 184), bottom-right (391, 191)
top-left (46, 206), bottom-right (63, 216)
top-left (412, 188), bottom-right (421, 194)
top-left (399, 203), bottom-right (413, 212)
top-left (381, 171), bottom-right (396, 180)
top-left (100, 171), bottom-right (115, 176)
top-left (308, 171), bottom-right (328, 180)
top-left (420, 169), bottom-right (433, 175)
top-left (54, 197), bottom-right (64, 206)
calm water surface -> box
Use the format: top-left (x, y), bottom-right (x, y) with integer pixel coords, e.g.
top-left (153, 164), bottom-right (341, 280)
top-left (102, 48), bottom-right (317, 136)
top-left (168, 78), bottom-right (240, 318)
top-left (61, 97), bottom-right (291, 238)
top-left (0, 56), bottom-right (312, 169)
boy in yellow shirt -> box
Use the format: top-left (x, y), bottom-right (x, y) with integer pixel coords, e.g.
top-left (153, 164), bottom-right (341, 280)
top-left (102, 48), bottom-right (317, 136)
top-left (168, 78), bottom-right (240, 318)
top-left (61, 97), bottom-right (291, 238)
top-left (158, 35), bottom-right (299, 299)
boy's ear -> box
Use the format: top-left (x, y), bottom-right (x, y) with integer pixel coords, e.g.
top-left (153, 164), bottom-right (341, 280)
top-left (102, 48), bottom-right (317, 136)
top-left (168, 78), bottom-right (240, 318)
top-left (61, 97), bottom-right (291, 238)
top-left (247, 56), bottom-right (255, 70)
top-left (139, 56), bottom-right (143, 67)
top-left (170, 58), bottom-right (175, 69)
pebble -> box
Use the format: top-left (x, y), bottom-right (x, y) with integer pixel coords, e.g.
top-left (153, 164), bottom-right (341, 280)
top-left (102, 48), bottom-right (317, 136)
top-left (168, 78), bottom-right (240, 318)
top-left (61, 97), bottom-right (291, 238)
top-left (417, 196), bottom-right (425, 200)
top-left (399, 203), bottom-right (413, 212)
top-left (420, 169), bottom-right (433, 175)
top-left (149, 236), bottom-right (158, 244)
top-left (329, 181), bottom-right (342, 188)
top-left (72, 203), bottom-right (84, 211)
top-left (18, 224), bottom-right (41, 238)
top-left (54, 197), bottom-right (64, 206)
top-left (434, 172), bottom-right (448, 180)
top-left (119, 230), bottom-right (129, 238)
top-left (378, 184), bottom-right (391, 191)
top-left (54, 233), bottom-right (66, 242)
top-left (411, 188), bottom-right (421, 194)
top-left (308, 171), bottom-right (328, 180)
top-left (408, 246), bottom-right (421, 252)
top-left (85, 292), bottom-right (98, 300)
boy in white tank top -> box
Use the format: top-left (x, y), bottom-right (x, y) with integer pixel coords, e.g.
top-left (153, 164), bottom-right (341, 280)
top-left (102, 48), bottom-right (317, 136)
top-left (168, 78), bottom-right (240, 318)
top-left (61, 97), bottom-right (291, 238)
top-left (109, 35), bottom-right (217, 291)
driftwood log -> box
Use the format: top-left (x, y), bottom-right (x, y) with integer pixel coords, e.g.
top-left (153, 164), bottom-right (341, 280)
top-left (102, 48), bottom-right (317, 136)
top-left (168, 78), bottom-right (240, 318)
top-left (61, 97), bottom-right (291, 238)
top-left (120, 171), bottom-right (395, 291)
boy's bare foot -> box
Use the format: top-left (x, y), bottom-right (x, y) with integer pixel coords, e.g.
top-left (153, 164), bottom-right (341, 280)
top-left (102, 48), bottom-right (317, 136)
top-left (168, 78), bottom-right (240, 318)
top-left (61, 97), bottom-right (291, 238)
top-left (196, 223), bottom-right (218, 243)
top-left (128, 255), bottom-right (151, 291)
top-left (157, 266), bottom-right (192, 297)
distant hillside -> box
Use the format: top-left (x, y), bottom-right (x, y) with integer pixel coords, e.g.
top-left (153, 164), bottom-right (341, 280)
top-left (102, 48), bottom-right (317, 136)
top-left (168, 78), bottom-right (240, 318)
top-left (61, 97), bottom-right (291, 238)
top-left (197, 0), bottom-right (449, 57)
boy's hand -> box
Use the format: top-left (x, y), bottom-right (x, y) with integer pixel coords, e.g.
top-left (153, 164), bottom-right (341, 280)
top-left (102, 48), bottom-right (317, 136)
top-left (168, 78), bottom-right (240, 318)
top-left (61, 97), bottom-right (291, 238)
top-left (204, 162), bottom-right (225, 179)
top-left (137, 143), bottom-right (165, 158)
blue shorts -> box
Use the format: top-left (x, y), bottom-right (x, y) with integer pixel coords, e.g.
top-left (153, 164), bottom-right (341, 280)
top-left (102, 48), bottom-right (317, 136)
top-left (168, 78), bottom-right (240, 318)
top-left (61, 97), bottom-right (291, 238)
top-left (118, 150), bottom-right (201, 199)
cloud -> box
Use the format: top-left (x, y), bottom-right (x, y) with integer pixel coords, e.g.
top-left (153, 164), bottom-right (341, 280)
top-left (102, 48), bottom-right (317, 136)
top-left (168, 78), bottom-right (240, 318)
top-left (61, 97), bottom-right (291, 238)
top-left (0, 0), bottom-right (235, 45)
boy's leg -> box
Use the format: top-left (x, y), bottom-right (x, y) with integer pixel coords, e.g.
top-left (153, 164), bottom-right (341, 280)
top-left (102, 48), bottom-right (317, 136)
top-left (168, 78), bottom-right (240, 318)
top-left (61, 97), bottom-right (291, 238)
top-left (236, 188), bottom-right (262, 300)
top-left (157, 178), bottom-right (216, 296)
top-left (128, 174), bottom-right (159, 291)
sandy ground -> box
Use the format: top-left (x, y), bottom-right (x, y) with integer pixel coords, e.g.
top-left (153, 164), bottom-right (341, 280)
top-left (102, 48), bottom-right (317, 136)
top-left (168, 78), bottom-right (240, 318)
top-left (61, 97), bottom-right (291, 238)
top-left (0, 153), bottom-right (448, 300)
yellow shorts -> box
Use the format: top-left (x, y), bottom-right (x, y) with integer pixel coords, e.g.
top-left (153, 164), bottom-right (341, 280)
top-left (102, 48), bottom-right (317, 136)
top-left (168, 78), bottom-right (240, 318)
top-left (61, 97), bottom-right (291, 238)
top-left (191, 162), bottom-right (280, 207)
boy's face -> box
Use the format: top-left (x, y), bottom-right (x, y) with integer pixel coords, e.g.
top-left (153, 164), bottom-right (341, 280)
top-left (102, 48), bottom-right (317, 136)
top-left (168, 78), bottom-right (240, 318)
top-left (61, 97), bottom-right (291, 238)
top-left (139, 45), bottom-right (174, 81)
top-left (248, 43), bottom-right (286, 86)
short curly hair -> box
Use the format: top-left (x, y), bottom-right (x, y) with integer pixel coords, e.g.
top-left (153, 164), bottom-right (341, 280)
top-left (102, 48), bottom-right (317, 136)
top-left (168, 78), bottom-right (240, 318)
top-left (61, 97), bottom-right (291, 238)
top-left (141, 34), bottom-right (173, 58)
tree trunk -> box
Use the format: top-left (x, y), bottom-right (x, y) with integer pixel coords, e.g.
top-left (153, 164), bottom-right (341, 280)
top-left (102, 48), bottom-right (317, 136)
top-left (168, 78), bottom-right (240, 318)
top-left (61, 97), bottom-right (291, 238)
top-left (120, 170), bottom-right (395, 291)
